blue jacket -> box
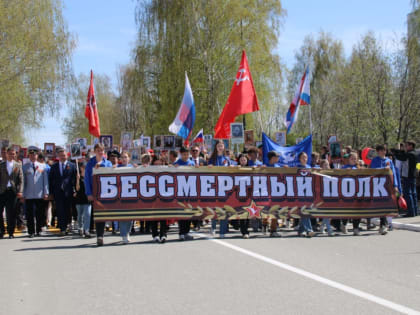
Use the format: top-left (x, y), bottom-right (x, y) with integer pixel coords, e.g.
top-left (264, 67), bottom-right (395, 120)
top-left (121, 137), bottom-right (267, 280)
top-left (23, 161), bottom-right (49, 199)
top-left (266, 163), bottom-right (281, 168)
top-left (370, 156), bottom-right (399, 189)
top-left (118, 164), bottom-right (133, 168)
top-left (296, 163), bottom-right (311, 168)
top-left (342, 164), bottom-right (357, 169)
top-left (85, 156), bottom-right (112, 196)
top-left (248, 159), bottom-right (263, 167)
top-left (174, 159), bottom-right (195, 166)
top-left (208, 155), bottom-right (231, 166)
top-left (49, 161), bottom-right (76, 198)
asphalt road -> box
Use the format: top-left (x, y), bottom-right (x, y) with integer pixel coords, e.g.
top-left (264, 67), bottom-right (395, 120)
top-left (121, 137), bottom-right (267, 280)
top-left (1, 226), bottom-right (420, 315)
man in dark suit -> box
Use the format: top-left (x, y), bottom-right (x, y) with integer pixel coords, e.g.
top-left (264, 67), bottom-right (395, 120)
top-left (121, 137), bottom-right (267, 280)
top-left (0, 147), bottom-right (23, 238)
top-left (189, 145), bottom-right (207, 166)
top-left (49, 148), bottom-right (76, 235)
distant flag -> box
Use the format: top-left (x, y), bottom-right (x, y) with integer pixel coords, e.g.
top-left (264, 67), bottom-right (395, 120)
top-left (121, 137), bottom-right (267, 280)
top-left (169, 73), bottom-right (196, 144)
top-left (284, 66), bottom-right (310, 134)
top-left (192, 128), bottom-right (204, 143)
top-left (214, 50), bottom-right (260, 139)
top-left (85, 70), bottom-right (101, 138)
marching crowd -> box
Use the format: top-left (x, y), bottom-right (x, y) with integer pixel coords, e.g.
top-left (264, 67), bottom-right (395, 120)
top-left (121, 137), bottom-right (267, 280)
top-left (0, 139), bottom-right (418, 247)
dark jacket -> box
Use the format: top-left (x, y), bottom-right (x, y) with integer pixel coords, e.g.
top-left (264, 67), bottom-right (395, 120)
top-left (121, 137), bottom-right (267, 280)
top-left (392, 149), bottom-right (418, 179)
top-left (49, 161), bottom-right (76, 198)
top-left (189, 157), bottom-right (207, 166)
top-left (0, 160), bottom-right (23, 194)
top-left (74, 176), bottom-right (88, 204)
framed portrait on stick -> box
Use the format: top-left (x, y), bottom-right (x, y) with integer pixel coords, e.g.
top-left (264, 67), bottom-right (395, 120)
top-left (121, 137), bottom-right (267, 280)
top-left (44, 143), bottom-right (55, 158)
top-left (163, 135), bottom-right (175, 149)
top-left (230, 123), bottom-right (244, 145)
top-left (244, 130), bottom-right (254, 146)
top-left (121, 131), bottom-right (133, 150)
top-left (99, 135), bottom-right (113, 151)
top-left (71, 143), bottom-right (82, 160)
top-left (154, 135), bottom-right (163, 149)
top-left (76, 138), bottom-right (88, 152)
top-left (133, 139), bottom-right (142, 148)
top-left (174, 136), bottom-right (183, 149)
top-left (142, 136), bottom-right (151, 149)
top-left (130, 148), bottom-right (141, 164)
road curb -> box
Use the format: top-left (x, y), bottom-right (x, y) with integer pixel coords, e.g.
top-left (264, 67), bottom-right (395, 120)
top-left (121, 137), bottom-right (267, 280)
top-left (372, 218), bottom-right (420, 232)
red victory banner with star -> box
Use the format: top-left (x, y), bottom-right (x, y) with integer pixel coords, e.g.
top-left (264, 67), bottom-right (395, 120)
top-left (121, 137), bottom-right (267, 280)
top-left (91, 167), bottom-right (398, 222)
top-left (214, 50), bottom-right (260, 139)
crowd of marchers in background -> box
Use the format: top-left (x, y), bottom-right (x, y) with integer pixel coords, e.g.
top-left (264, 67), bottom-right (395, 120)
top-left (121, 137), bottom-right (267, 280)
top-left (0, 139), bottom-right (418, 247)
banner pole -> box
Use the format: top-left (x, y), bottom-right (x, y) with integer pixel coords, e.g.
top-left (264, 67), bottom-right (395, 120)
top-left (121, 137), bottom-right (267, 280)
top-left (76, 158), bottom-right (80, 177)
top-left (309, 104), bottom-right (313, 135)
top-left (257, 111), bottom-right (264, 139)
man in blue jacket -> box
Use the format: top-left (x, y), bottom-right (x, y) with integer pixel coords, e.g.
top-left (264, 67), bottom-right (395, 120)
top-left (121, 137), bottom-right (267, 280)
top-left (49, 148), bottom-right (76, 235)
top-left (85, 143), bottom-right (112, 246)
top-left (370, 145), bottom-right (400, 235)
top-left (23, 148), bottom-right (49, 237)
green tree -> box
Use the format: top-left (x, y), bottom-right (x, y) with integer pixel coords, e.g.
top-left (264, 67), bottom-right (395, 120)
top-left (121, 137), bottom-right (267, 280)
top-left (340, 33), bottom-right (396, 147)
top-left (122, 0), bottom-right (286, 140)
top-left (391, 35), bottom-right (420, 142)
top-left (0, 0), bottom-right (75, 142)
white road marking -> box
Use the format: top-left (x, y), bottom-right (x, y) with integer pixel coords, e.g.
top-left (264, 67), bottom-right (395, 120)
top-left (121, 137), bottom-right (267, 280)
top-left (196, 233), bottom-right (420, 315)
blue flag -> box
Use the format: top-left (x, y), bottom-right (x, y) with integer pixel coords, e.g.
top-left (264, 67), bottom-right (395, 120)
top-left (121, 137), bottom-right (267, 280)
top-left (262, 132), bottom-right (312, 166)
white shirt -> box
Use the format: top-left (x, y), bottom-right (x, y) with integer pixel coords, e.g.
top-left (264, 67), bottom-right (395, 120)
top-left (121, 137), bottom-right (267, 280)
top-left (6, 160), bottom-right (13, 187)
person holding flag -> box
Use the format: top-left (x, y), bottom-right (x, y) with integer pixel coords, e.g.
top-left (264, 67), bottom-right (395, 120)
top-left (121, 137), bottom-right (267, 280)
top-left (284, 66), bottom-right (310, 134)
top-left (83, 70), bottom-right (113, 246)
top-left (169, 73), bottom-right (195, 145)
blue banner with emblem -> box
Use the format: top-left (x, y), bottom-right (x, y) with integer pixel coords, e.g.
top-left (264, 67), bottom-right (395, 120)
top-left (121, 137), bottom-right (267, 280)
top-left (262, 133), bottom-right (312, 166)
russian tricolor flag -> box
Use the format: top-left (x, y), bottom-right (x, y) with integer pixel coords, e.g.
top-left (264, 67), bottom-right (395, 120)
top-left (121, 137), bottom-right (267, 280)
top-left (192, 128), bottom-right (204, 143)
top-left (169, 73), bottom-right (196, 140)
top-left (284, 66), bottom-right (310, 134)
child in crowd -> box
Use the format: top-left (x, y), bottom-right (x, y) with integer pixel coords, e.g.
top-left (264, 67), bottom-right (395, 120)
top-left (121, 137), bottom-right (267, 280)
top-left (75, 163), bottom-right (91, 238)
top-left (118, 151), bottom-right (134, 244)
top-left (318, 160), bottom-right (335, 236)
top-left (237, 153), bottom-right (251, 238)
top-left (266, 151), bottom-right (281, 237)
top-left (296, 152), bottom-right (315, 237)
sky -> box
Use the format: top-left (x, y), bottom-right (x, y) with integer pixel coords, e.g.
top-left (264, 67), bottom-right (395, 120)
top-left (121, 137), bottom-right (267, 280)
top-left (26, 0), bottom-right (413, 147)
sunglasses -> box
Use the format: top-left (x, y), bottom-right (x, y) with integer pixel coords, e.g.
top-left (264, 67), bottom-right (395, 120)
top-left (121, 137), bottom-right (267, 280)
top-left (191, 150), bottom-right (198, 152)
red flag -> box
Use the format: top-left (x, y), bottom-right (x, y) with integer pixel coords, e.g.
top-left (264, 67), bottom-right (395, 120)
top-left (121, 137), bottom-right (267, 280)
top-left (85, 70), bottom-right (101, 138)
top-left (214, 50), bottom-right (260, 139)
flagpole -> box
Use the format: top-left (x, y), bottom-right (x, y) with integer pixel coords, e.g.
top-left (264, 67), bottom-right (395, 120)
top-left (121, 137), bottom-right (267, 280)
top-left (306, 64), bottom-right (313, 136)
top-left (257, 111), bottom-right (264, 139)
top-left (309, 104), bottom-right (313, 135)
